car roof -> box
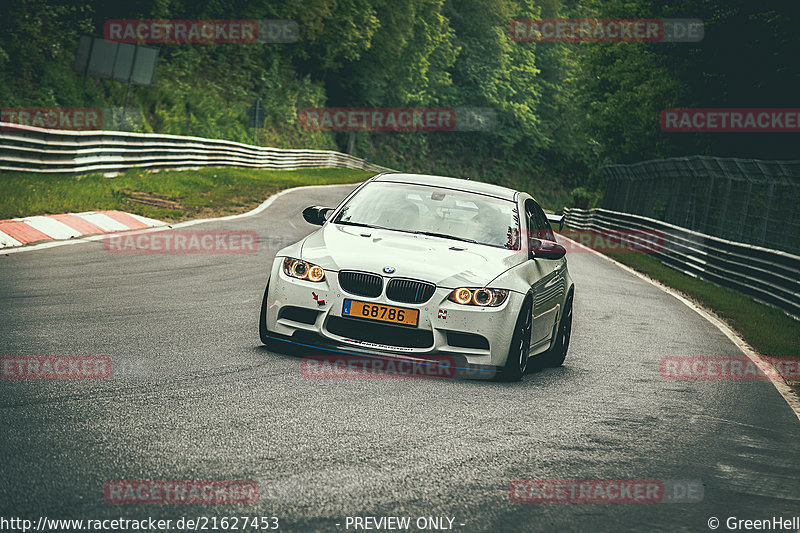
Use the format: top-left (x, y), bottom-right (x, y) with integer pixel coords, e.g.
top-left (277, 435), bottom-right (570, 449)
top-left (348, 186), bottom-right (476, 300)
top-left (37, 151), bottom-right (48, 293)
top-left (372, 172), bottom-right (519, 201)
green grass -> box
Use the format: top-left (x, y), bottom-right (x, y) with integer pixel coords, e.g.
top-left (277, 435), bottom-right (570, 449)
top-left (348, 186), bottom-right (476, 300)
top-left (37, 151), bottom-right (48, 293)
top-left (598, 249), bottom-right (800, 359)
top-left (0, 167), bottom-right (374, 222)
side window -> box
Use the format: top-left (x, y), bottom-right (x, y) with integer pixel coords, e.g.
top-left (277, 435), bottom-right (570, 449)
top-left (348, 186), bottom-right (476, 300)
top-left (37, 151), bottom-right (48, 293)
top-left (525, 200), bottom-right (537, 241)
top-left (525, 199), bottom-right (555, 242)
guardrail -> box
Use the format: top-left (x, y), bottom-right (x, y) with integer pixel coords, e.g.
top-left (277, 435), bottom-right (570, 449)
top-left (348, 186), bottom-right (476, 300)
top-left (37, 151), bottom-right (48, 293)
top-left (0, 123), bottom-right (392, 174)
top-left (563, 207), bottom-right (800, 319)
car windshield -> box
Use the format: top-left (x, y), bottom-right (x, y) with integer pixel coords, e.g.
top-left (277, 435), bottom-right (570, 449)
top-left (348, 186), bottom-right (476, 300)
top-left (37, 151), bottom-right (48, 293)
top-left (333, 181), bottom-right (520, 250)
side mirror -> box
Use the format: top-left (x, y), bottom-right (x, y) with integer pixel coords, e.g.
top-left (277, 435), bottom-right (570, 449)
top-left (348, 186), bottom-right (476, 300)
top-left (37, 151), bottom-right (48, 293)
top-left (530, 238), bottom-right (566, 260)
top-left (302, 206), bottom-right (333, 226)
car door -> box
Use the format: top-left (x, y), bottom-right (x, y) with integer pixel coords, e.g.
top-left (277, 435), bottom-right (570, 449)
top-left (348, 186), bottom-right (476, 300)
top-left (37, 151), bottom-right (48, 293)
top-left (526, 199), bottom-right (566, 346)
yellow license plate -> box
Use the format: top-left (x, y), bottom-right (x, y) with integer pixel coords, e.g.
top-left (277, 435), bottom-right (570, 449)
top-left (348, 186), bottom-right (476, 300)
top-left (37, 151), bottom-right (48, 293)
top-left (342, 299), bottom-right (419, 327)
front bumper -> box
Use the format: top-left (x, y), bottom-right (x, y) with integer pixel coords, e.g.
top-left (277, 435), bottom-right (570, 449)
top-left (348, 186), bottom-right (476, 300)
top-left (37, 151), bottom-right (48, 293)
top-left (264, 259), bottom-right (525, 379)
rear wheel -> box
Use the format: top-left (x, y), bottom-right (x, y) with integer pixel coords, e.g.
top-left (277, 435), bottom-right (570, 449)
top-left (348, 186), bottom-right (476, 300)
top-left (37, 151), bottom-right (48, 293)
top-left (543, 294), bottom-right (572, 367)
top-left (496, 301), bottom-right (532, 381)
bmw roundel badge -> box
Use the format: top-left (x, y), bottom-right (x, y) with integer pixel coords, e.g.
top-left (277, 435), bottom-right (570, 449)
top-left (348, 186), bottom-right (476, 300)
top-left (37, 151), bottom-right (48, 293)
top-left (383, 266), bottom-right (396, 274)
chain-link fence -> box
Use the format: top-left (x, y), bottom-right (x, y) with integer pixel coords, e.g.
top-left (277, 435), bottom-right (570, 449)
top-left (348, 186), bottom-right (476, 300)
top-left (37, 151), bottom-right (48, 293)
top-left (601, 156), bottom-right (800, 255)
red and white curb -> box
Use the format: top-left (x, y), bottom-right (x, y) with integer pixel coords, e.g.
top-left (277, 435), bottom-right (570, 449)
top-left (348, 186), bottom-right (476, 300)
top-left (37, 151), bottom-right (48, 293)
top-left (0, 210), bottom-right (167, 249)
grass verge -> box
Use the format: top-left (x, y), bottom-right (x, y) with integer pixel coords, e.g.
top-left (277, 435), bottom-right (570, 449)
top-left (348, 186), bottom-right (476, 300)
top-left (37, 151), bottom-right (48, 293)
top-left (0, 167), bottom-right (375, 222)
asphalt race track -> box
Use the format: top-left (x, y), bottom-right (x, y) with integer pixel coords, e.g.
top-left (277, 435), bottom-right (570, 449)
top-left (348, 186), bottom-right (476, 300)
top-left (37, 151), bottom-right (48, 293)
top-left (1, 184), bottom-right (798, 532)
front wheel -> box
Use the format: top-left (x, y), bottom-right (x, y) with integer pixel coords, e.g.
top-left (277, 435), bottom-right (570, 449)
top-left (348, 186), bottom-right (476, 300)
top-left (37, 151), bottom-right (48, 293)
top-left (496, 300), bottom-right (532, 382)
top-left (543, 294), bottom-right (572, 367)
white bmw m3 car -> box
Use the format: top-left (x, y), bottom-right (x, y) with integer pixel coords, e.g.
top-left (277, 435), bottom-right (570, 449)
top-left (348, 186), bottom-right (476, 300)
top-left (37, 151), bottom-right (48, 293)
top-left (259, 173), bottom-right (574, 380)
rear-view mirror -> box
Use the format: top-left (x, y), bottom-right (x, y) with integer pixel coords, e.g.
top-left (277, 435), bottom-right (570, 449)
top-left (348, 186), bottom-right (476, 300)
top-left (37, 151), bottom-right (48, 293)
top-left (302, 206), bottom-right (333, 226)
top-left (530, 238), bottom-right (566, 260)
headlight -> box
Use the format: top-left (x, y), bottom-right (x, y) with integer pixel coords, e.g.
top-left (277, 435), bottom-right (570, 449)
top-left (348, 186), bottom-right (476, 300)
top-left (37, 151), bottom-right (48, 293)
top-left (447, 287), bottom-right (509, 307)
top-left (283, 258), bottom-right (326, 282)
top-left (453, 287), bottom-right (473, 305)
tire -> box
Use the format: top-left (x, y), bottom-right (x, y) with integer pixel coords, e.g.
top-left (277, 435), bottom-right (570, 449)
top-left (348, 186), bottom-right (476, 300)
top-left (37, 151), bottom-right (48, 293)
top-left (543, 294), bottom-right (572, 367)
top-left (496, 300), bottom-right (532, 382)
top-left (259, 280), bottom-right (274, 347)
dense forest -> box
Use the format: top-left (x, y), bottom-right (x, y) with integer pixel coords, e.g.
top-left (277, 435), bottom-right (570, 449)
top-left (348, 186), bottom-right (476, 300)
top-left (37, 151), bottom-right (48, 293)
top-left (1, 0), bottom-right (798, 207)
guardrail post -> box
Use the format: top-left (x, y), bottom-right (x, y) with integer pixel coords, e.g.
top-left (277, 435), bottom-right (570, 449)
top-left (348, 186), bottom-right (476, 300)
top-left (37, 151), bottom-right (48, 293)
top-left (759, 182), bottom-right (774, 246)
top-left (783, 185), bottom-right (797, 250)
top-left (716, 178), bottom-right (732, 238)
top-left (737, 180), bottom-right (752, 242)
top-left (700, 176), bottom-right (714, 234)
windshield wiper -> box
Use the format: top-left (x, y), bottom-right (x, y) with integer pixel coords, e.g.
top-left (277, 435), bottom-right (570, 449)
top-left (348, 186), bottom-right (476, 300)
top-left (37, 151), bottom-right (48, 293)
top-left (335, 220), bottom-right (380, 229)
top-left (336, 223), bottom-right (478, 244)
top-left (410, 231), bottom-right (479, 244)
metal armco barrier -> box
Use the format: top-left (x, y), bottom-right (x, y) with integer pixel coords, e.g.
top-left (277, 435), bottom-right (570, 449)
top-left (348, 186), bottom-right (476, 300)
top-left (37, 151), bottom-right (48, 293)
top-left (0, 123), bottom-right (392, 174)
top-left (563, 208), bottom-right (800, 319)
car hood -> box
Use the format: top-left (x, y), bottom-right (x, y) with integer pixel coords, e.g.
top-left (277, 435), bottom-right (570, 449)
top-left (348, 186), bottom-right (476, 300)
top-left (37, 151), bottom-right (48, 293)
top-left (300, 223), bottom-right (523, 287)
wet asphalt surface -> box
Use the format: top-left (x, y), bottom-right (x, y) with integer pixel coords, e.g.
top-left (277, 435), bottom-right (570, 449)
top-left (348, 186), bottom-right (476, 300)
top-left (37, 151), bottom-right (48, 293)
top-left (1, 184), bottom-right (798, 532)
